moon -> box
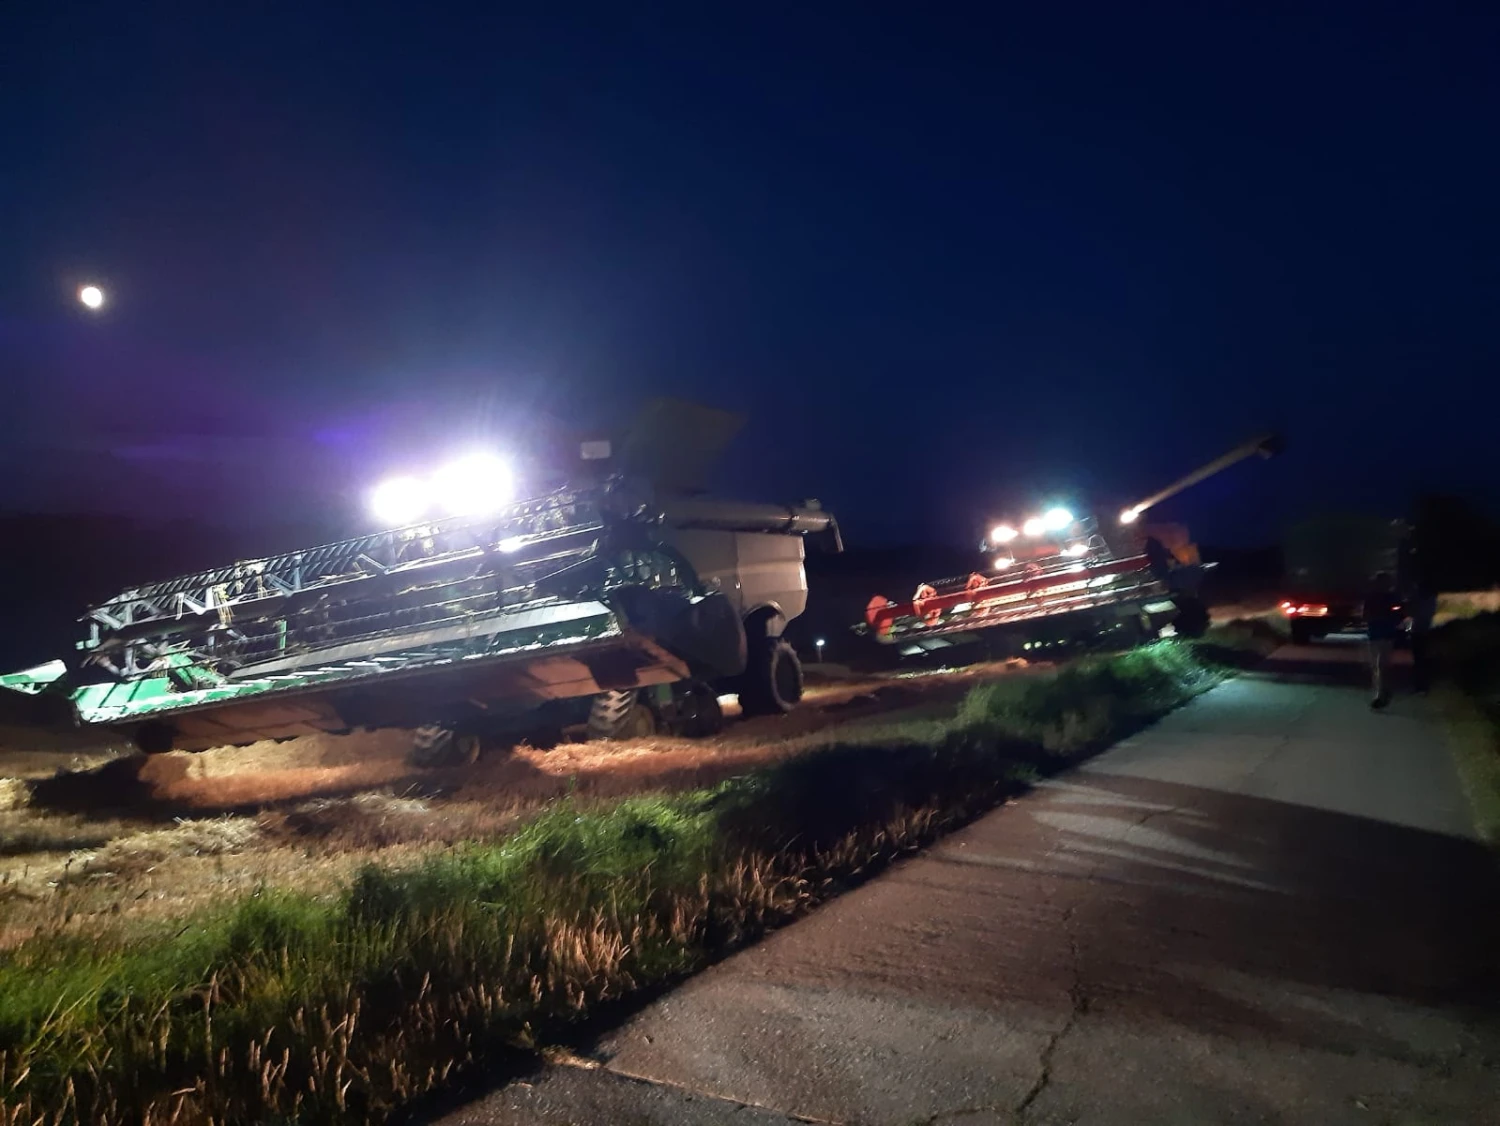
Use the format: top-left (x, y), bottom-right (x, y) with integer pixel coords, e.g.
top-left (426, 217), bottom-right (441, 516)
top-left (78, 284), bottom-right (106, 310)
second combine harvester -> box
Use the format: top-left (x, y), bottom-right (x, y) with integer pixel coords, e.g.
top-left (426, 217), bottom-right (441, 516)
top-left (861, 434), bottom-right (1283, 656)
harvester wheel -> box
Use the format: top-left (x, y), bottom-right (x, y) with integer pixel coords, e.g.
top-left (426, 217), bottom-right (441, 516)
top-left (738, 638), bottom-right (803, 716)
top-left (410, 724), bottom-right (456, 767)
top-left (587, 689), bottom-right (658, 741)
top-left (673, 681), bottom-right (725, 738)
top-left (1172, 597), bottom-right (1211, 639)
top-left (409, 726), bottom-right (485, 766)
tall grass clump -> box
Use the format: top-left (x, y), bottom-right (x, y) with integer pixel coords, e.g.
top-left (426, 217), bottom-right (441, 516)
top-left (0, 638), bottom-right (1258, 1126)
top-left (956, 640), bottom-right (1224, 754)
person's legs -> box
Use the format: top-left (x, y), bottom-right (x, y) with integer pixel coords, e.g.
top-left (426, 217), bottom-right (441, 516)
top-left (1369, 639), bottom-right (1393, 705)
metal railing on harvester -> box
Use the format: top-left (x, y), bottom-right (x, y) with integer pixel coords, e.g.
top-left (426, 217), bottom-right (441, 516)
top-left (77, 483), bottom-right (689, 684)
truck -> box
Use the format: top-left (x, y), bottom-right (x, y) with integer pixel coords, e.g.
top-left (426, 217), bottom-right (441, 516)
top-left (859, 434), bottom-right (1283, 656)
top-left (1279, 513), bottom-right (1408, 644)
top-left (0, 412), bottom-right (841, 764)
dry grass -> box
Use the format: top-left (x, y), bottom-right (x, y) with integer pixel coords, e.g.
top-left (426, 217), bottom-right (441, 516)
top-left (0, 661), bottom-right (1028, 951)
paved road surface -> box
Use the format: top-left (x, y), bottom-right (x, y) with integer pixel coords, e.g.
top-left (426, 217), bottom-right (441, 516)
top-left (438, 644), bottom-right (1500, 1125)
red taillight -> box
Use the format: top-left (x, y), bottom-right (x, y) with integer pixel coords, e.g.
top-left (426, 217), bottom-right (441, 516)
top-left (1281, 601), bottom-right (1329, 617)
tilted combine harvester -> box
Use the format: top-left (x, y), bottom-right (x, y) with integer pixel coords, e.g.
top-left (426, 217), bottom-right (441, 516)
top-left (0, 403), bottom-right (841, 762)
top-left (861, 434), bottom-right (1283, 655)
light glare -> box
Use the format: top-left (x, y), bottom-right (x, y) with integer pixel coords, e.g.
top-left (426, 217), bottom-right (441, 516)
top-left (432, 453), bottom-right (513, 517)
top-left (79, 285), bottom-right (105, 310)
top-left (1120, 507), bottom-right (1141, 524)
top-left (989, 524), bottom-right (1018, 544)
top-left (1044, 507), bottom-right (1074, 532)
top-left (1064, 543), bottom-right (1089, 557)
top-left (370, 476), bottom-right (427, 526)
top-left (1022, 516), bottom-right (1046, 537)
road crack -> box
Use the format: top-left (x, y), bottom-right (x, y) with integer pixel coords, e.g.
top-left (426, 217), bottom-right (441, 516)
top-left (1015, 902), bottom-right (1088, 1120)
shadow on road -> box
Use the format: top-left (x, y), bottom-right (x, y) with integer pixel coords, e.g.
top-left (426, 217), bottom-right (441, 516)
top-left (997, 769), bottom-right (1500, 1056)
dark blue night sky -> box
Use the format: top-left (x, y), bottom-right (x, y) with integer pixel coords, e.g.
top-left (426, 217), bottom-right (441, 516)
top-left (2, 2), bottom-right (1496, 547)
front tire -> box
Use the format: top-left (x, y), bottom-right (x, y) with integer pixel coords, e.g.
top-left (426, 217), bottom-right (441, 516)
top-left (587, 689), bottom-right (658, 741)
top-left (738, 638), bottom-right (804, 716)
top-left (673, 681), bottom-right (725, 737)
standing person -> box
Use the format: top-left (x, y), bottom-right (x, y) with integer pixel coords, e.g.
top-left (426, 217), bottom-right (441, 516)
top-left (1363, 572), bottom-right (1404, 709)
top-left (1406, 581), bottom-right (1438, 693)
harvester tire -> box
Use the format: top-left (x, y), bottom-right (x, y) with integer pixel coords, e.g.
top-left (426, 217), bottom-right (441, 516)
top-left (738, 638), bottom-right (803, 716)
top-left (674, 680), bottom-right (725, 738)
top-left (410, 724), bottom-right (455, 767)
top-left (587, 690), bottom-right (658, 741)
top-left (1172, 597), bottom-right (1211, 640)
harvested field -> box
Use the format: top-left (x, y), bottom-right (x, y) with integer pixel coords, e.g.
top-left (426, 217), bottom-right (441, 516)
top-left (0, 660), bottom-right (1035, 947)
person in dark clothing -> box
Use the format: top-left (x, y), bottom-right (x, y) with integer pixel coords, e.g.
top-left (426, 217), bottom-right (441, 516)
top-left (1363, 572), bottom-right (1405, 708)
top-left (1406, 583), bottom-right (1437, 693)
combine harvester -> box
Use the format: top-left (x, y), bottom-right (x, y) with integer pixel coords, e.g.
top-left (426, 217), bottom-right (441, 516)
top-left (0, 403), bottom-right (840, 763)
top-left (860, 434), bottom-right (1283, 658)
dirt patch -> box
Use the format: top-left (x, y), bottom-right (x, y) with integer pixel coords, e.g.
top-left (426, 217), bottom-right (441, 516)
top-left (258, 792), bottom-right (521, 851)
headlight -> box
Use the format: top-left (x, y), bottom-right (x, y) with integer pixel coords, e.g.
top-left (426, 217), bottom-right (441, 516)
top-left (431, 453), bottom-right (514, 517)
top-left (1022, 516), bottom-right (1047, 537)
top-left (370, 476), bottom-right (428, 526)
top-left (990, 524), bottom-right (1018, 544)
top-left (1044, 507), bottom-right (1074, 532)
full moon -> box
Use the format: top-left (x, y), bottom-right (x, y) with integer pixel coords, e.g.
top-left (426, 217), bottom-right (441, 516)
top-left (78, 284), bottom-right (105, 310)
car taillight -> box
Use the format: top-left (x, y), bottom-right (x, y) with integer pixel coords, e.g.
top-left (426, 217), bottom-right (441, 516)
top-left (1280, 601), bottom-right (1329, 617)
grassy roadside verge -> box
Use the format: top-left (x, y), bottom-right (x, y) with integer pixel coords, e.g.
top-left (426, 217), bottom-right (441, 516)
top-left (1433, 613), bottom-right (1500, 846)
top-left (0, 626), bottom-right (1278, 1126)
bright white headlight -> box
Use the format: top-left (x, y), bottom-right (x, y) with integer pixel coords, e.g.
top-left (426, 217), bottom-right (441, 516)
top-left (1022, 516), bottom-right (1046, 537)
top-left (1044, 507), bottom-right (1074, 532)
top-left (432, 453), bottom-right (514, 517)
top-left (370, 476), bottom-right (428, 526)
top-left (990, 524), bottom-right (1018, 544)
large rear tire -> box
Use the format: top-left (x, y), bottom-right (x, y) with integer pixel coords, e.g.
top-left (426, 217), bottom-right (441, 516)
top-left (587, 689), bottom-right (658, 741)
top-left (738, 638), bottom-right (804, 716)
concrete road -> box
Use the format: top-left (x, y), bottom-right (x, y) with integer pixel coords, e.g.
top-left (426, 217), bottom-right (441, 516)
top-left (438, 643), bottom-right (1500, 1125)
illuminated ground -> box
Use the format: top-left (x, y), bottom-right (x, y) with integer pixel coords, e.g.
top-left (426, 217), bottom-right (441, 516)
top-left (0, 660), bottom-right (1032, 946)
top-left (437, 641), bottom-right (1500, 1125)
